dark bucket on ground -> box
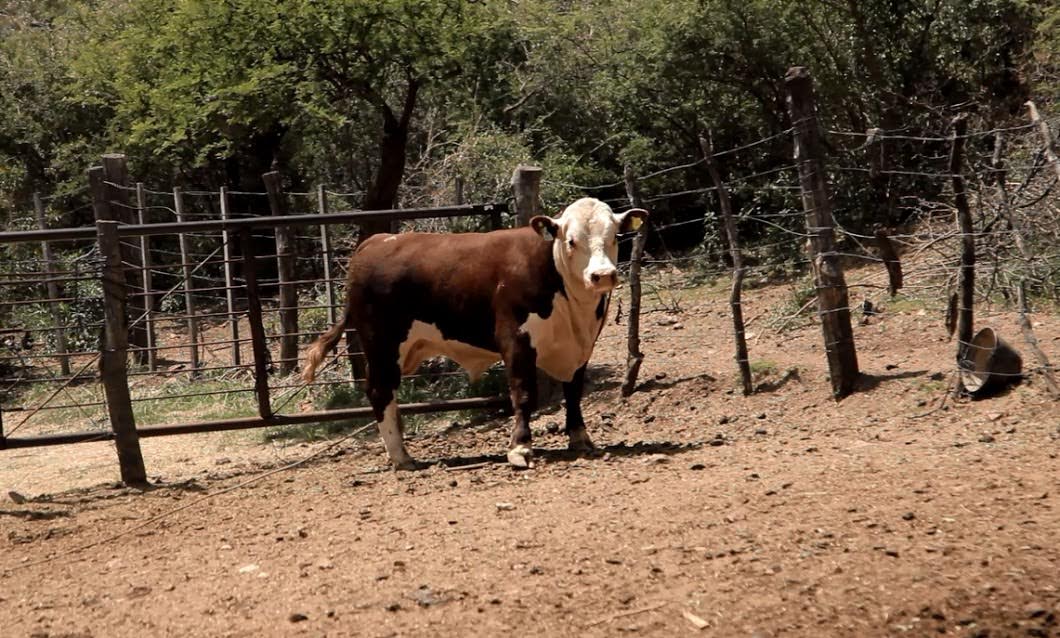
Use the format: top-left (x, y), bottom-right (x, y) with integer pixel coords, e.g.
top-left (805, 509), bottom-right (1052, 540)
top-left (959, 327), bottom-right (1022, 396)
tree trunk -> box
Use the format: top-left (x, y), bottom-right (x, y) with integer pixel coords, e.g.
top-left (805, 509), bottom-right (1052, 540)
top-left (362, 81), bottom-right (419, 236)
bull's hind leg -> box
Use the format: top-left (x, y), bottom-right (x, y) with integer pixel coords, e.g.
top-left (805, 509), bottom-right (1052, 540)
top-left (365, 343), bottom-right (418, 471)
top-left (563, 364), bottom-right (595, 453)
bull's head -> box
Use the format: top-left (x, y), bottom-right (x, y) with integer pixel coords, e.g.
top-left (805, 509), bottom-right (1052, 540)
top-left (531, 198), bottom-right (649, 296)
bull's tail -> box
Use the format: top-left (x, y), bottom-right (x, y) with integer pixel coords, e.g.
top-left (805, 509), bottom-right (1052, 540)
top-left (302, 304), bottom-right (352, 383)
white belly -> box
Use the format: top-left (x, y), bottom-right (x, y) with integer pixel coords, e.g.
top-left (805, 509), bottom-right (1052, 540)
top-left (398, 321), bottom-right (501, 381)
top-left (398, 293), bottom-right (604, 383)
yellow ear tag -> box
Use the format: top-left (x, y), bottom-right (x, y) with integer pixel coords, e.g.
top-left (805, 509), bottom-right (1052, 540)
top-left (629, 216), bottom-right (643, 231)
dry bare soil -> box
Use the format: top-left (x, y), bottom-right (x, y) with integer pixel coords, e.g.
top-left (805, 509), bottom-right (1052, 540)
top-left (2, 273), bottom-right (1059, 637)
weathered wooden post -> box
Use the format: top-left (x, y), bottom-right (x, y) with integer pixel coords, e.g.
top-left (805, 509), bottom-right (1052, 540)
top-left (263, 171), bottom-right (299, 375)
top-left (134, 183), bottom-right (157, 371)
top-left (173, 187), bottom-right (201, 376)
top-left (317, 185), bottom-right (361, 381)
top-left (101, 154), bottom-right (149, 365)
top-left (949, 114), bottom-right (976, 393)
top-left (511, 165), bottom-right (543, 227)
top-left (240, 229), bottom-right (273, 419)
top-left (317, 185), bottom-right (338, 327)
top-left (95, 219), bottom-right (148, 485)
top-left (700, 133), bottom-right (753, 396)
top-left (33, 192), bottom-right (71, 377)
top-left (1027, 101), bottom-right (1060, 184)
top-left (219, 187), bottom-right (241, 367)
top-left (620, 165), bottom-right (648, 397)
top-left (785, 66), bottom-right (860, 399)
top-left (511, 164), bottom-right (556, 403)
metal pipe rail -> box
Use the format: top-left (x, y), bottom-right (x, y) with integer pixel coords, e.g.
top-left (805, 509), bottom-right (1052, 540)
top-left (0, 397), bottom-right (509, 449)
top-left (0, 203), bottom-right (507, 244)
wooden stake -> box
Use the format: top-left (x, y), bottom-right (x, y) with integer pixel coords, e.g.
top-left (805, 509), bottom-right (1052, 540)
top-left (1027, 101), bottom-right (1060, 184)
top-left (621, 164), bottom-right (647, 397)
top-left (173, 187), bottom-right (201, 376)
top-left (510, 165), bottom-right (543, 227)
top-left (135, 183), bottom-right (157, 371)
top-left (1017, 281), bottom-right (1059, 398)
top-left (33, 192), bottom-right (71, 376)
top-left (263, 171), bottom-right (299, 375)
top-left (219, 187), bottom-right (241, 367)
top-left (949, 114), bottom-right (975, 393)
top-left (785, 66), bottom-right (860, 399)
top-left (101, 154), bottom-right (148, 365)
top-left (240, 229), bottom-right (273, 418)
top-left (317, 185), bottom-right (338, 326)
top-left (95, 219), bottom-right (147, 485)
top-left (700, 133), bottom-right (753, 396)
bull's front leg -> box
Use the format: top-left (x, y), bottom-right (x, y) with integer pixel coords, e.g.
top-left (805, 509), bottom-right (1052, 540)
top-left (563, 364), bottom-right (595, 453)
top-left (501, 330), bottom-right (537, 468)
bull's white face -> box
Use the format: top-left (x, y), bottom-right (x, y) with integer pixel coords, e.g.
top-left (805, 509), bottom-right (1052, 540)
top-left (532, 198), bottom-right (648, 297)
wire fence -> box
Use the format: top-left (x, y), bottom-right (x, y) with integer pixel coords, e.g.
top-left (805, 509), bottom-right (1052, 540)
top-left (1, 84), bottom-right (1058, 481)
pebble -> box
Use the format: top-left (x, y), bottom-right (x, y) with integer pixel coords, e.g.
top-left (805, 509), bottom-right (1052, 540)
top-left (289, 613), bottom-right (309, 623)
top-left (496, 502), bottom-right (516, 511)
top-left (979, 434), bottom-right (996, 443)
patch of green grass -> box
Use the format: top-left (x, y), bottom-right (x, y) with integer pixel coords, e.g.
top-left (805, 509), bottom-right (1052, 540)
top-left (132, 376), bottom-right (260, 426)
top-left (749, 359), bottom-right (780, 376)
top-left (262, 361), bottom-right (510, 443)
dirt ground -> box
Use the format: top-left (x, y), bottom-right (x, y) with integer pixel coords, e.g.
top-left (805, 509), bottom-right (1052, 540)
top-left (2, 272), bottom-right (1059, 637)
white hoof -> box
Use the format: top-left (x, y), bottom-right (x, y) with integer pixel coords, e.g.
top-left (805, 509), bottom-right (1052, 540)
top-left (507, 445), bottom-right (534, 469)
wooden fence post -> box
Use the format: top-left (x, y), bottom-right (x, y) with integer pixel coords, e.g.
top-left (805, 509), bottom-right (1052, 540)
top-left (219, 187), bottom-right (241, 367)
top-left (1027, 101), bottom-right (1060, 184)
top-left (95, 219), bottom-right (147, 485)
top-left (511, 164), bottom-right (556, 403)
top-left (101, 154), bottom-right (149, 365)
top-left (785, 66), bottom-right (860, 399)
top-left (317, 185), bottom-right (338, 327)
top-left (135, 183), bottom-right (157, 371)
top-left (511, 165), bottom-right (543, 227)
top-left (262, 171), bottom-right (298, 375)
top-left (700, 133), bottom-right (753, 396)
top-left (1017, 281), bottom-right (1060, 398)
top-left (33, 192), bottom-right (71, 377)
top-left (621, 165), bottom-right (648, 397)
top-left (949, 114), bottom-right (976, 393)
top-left (240, 229), bottom-right (273, 419)
top-left (173, 187), bottom-right (201, 376)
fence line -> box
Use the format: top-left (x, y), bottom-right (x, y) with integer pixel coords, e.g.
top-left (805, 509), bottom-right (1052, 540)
top-left (3, 81), bottom-right (1059, 483)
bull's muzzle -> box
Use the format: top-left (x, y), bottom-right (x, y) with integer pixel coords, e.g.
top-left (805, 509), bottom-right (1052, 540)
top-left (588, 267), bottom-right (618, 291)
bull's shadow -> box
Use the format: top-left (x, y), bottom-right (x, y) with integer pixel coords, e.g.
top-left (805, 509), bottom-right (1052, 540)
top-left (421, 440), bottom-right (701, 470)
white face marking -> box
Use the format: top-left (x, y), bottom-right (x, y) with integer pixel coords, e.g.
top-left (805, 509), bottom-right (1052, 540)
top-left (553, 198), bottom-right (622, 294)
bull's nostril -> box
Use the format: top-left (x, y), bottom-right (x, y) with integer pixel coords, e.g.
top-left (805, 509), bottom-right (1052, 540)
top-left (591, 273), bottom-right (600, 283)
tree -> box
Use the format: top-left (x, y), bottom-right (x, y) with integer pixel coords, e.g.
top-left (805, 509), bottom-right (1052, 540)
top-left (69, 0), bottom-right (516, 232)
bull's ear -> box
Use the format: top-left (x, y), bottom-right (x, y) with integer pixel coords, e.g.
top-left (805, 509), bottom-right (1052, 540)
top-left (530, 215), bottom-right (559, 241)
top-left (616, 208), bottom-right (649, 233)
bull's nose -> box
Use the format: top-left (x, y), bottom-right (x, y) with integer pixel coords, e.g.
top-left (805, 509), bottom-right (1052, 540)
top-left (590, 269), bottom-right (617, 286)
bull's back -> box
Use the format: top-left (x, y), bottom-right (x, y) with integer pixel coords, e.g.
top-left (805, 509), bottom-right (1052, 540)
top-left (347, 229), bottom-right (551, 351)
